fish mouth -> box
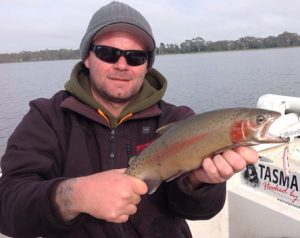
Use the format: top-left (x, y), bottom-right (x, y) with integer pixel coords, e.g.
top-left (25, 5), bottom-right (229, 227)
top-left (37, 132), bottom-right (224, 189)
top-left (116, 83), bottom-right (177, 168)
top-left (264, 131), bottom-right (290, 143)
top-left (258, 116), bottom-right (290, 143)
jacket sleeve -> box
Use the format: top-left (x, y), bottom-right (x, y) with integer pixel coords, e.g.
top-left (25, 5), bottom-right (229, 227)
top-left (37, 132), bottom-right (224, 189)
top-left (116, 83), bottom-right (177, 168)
top-left (0, 99), bottom-right (81, 237)
top-left (167, 177), bottom-right (226, 220)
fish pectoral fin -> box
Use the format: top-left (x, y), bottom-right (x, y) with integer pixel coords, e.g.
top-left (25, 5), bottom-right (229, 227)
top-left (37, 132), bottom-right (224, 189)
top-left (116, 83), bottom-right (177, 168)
top-left (155, 123), bottom-right (175, 135)
top-left (166, 171), bottom-right (184, 182)
top-left (145, 179), bottom-right (162, 194)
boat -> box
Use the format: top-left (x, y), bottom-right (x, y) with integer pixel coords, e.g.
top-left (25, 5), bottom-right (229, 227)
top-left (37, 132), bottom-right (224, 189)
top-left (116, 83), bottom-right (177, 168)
top-left (189, 94), bottom-right (300, 237)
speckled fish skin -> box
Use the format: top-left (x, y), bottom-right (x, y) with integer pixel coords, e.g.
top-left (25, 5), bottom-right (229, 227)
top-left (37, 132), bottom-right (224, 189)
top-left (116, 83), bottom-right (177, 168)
top-left (125, 108), bottom-right (289, 194)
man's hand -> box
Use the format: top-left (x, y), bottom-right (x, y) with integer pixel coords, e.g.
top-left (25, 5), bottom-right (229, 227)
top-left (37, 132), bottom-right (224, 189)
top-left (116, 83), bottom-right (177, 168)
top-left (188, 146), bottom-right (259, 189)
top-left (54, 169), bottom-right (148, 223)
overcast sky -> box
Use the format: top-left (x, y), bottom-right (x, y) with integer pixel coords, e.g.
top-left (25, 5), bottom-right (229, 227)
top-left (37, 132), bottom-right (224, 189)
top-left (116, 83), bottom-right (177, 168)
top-left (1, 0), bottom-right (300, 53)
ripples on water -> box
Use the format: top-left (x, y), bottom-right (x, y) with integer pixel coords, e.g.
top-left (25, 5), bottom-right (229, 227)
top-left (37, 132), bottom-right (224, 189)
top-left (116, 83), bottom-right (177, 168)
top-left (1, 48), bottom-right (300, 156)
top-left (156, 47), bottom-right (300, 112)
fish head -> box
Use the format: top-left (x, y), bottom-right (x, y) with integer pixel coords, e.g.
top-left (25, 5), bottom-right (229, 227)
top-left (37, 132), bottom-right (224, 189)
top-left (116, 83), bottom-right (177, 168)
top-left (230, 108), bottom-right (289, 145)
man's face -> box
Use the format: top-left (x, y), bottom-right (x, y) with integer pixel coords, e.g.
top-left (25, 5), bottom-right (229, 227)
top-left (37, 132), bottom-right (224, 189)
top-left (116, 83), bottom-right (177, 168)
top-left (84, 31), bottom-right (148, 104)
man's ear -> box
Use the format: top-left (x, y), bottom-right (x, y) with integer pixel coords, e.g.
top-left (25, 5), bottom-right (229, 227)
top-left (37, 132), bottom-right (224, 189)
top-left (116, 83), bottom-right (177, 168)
top-left (84, 55), bottom-right (90, 69)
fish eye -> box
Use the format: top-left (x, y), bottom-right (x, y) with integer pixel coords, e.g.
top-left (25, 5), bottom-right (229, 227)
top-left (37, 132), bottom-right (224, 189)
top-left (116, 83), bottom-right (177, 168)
top-left (256, 115), bottom-right (266, 124)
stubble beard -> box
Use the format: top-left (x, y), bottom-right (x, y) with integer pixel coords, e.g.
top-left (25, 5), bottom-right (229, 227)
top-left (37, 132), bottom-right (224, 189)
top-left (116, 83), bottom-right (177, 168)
top-left (99, 88), bottom-right (139, 103)
top-left (92, 80), bottom-right (142, 104)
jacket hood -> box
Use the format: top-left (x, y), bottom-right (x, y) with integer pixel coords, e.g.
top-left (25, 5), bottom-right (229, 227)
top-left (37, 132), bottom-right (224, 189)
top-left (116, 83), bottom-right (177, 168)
top-left (65, 62), bottom-right (167, 125)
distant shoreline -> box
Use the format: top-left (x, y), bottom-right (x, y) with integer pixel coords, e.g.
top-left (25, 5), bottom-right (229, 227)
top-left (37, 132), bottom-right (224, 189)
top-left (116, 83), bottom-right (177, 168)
top-left (1, 31), bottom-right (299, 64)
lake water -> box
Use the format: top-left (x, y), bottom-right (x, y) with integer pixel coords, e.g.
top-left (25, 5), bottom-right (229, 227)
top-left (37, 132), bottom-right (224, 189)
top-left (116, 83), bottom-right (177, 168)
top-left (1, 47), bottom-right (300, 156)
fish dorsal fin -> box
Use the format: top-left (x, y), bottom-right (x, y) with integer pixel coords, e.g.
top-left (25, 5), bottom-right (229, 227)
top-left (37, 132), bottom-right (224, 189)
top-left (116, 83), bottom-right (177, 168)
top-left (128, 156), bottom-right (137, 166)
top-left (155, 123), bottom-right (174, 135)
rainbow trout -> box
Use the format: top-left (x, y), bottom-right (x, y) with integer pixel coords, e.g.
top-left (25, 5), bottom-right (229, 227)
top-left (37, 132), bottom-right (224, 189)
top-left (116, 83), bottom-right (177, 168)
top-left (125, 108), bottom-right (289, 194)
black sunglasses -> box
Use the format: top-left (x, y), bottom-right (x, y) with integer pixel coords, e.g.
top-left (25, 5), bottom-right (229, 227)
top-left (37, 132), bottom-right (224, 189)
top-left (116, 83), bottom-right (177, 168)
top-left (90, 44), bottom-right (149, 66)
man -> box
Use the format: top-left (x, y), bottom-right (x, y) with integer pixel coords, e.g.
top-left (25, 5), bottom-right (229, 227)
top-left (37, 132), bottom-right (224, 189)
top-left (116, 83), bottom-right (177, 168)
top-left (0, 1), bottom-right (258, 237)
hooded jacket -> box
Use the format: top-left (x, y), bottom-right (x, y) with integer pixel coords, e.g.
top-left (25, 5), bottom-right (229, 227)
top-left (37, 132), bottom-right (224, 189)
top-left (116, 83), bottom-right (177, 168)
top-left (0, 62), bottom-right (226, 238)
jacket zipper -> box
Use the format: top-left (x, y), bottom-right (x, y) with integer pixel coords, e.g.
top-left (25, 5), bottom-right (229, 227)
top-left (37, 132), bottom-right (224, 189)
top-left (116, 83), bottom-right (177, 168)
top-left (109, 129), bottom-right (116, 169)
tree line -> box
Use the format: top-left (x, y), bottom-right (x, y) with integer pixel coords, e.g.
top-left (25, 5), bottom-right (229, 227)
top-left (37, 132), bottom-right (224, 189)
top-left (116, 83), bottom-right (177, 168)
top-left (157, 31), bottom-right (300, 54)
top-left (0, 49), bottom-right (79, 64)
top-left (0, 31), bottom-right (299, 63)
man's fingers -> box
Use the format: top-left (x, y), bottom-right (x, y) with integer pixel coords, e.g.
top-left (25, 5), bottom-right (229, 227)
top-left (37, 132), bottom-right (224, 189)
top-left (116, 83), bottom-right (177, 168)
top-left (115, 168), bottom-right (148, 195)
top-left (129, 193), bottom-right (141, 205)
top-left (222, 150), bottom-right (246, 173)
top-left (126, 204), bottom-right (138, 215)
top-left (234, 146), bottom-right (259, 164)
top-left (201, 157), bottom-right (225, 183)
top-left (213, 153), bottom-right (235, 178)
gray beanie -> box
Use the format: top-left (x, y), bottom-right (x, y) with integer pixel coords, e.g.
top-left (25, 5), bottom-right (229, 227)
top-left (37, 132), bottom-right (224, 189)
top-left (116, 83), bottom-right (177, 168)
top-left (80, 1), bottom-right (156, 68)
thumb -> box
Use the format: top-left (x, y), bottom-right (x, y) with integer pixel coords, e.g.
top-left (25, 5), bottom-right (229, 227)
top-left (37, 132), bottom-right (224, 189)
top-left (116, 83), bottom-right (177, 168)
top-left (114, 168), bottom-right (148, 194)
top-left (131, 177), bottom-right (148, 195)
